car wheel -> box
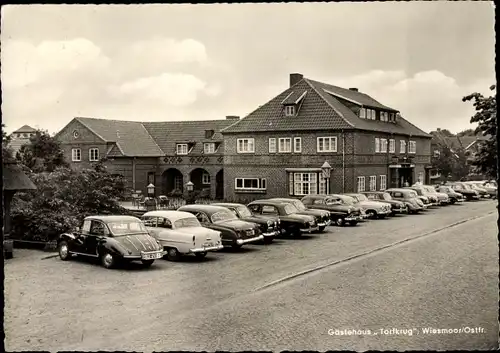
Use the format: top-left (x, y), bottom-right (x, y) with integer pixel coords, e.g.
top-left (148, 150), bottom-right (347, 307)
top-left (141, 259), bottom-right (155, 267)
top-left (100, 251), bottom-right (116, 269)
top-left (58, 241), bottom-right (71, 261)
top-left (367, 210), bottom-right (377, 218)
top-left (232, 243), bottom-right (243, 249)
top-left (377, 214), bottom-right (386, 219)
top-left (263, 237), bottom-right (274, 244)
top-left (335, 218), bottom-right (345, 227)
top-left (195, 252), bottom-right (208, 258)
top-left (318, 226), bottom-right (326, 232)
top-left (166, 248), bottom-right (181, 261)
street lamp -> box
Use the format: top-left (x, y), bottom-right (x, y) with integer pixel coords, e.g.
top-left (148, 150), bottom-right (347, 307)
top-left (185, 181), bottom-right (195, 205)
top-left (321, 161), bottom-right (332, 194)
top-left (147, 183), bottom-right (155, 198)
top-left (186, 181), bottom-right (194, 192)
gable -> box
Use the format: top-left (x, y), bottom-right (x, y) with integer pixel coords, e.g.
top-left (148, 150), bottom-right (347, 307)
top-left (55, 118), bottom-right (106, 144)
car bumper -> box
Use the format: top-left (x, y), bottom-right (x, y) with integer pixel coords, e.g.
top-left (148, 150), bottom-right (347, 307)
top-left (300, 225), bottom-right (319, 233)
top-left (189, 244), bottom-right (224, 253)
top-left (392, 207), bottom-right (407, 213)
top-left (345, 215), bottom-right (361, 221)
top-left (123, 250), bottom-right (166, 260)
top-left (378, 210), bottom-right (392, 215)
top-left (236, 235), bottom-right (264, 245)
top-left (262, 230), bottom-right (280, 238)
top-left (317, 219), bottom-right (331, 227)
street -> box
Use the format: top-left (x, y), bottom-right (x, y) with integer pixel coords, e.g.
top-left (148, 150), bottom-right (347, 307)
top-left (4, 200), bottom-right (498, 351)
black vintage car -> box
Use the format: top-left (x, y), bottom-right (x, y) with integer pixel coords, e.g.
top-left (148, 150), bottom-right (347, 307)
top-left (177, 204), bottom-right (263, 248)
top-left (361, 191), bottom-right (408, 215)
top-left (269, 198), bottom-right (331, 232)
top-left (212, 203), bottom-right (281, 244)
top-left (446, 182), bottom-right (480, 201)
top-left (301, 195), bottom-right (363, 226)
top-left (58, 215), bottom-right (165, 269)
top-left (247, 200), bottom-right (318, 236)
top-left (434, 185), bottom-right (465, 204)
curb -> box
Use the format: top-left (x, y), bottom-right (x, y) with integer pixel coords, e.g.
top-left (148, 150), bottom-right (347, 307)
top-left (41, 253), bottom-right (59, 260)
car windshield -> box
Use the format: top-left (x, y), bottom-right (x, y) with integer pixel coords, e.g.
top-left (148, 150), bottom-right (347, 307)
top-left (211, 211), bottom-right (237, 223)
top-left (284, 204), bottom-right (298, 215)
top-left (462, 183), bottom-right (472, 190)
top-left (382, 193), bottom-right (392, 201)
top-left (408, 191), bottom-right (418, 198)
top-left (354, 194), bottom-right (368, 201)
top-left (292, 200), bottom-right (307, 211)
top-left (413, 188), bottom-right (424, 196)
top-left (337, 196), bottom-right (355, 205)
top-left (174, 217), bottom-right (200, 228)
top-left (108, 221), bottom-right (147, 236)
top-left (237, 206), bottom-right (252, 218)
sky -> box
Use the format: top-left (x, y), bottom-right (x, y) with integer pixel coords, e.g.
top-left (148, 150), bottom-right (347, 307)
top-left (1, 2), bottom-right (496, 135)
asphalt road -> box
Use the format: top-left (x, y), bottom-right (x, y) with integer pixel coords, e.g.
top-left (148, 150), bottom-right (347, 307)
top-left (4, 199), bottom-right (498, 351)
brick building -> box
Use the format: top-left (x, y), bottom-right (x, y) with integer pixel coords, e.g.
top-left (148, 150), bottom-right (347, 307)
top-left (221, 73), bottom-right (432, 202)
top-left (55, 117), bottom-right (238, 199)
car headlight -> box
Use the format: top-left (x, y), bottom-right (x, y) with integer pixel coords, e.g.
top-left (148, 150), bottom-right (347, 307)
top-left (267, 220), bottom-right (272, 226)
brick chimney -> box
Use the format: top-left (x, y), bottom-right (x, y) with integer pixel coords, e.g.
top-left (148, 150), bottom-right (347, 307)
top-left (349, 88), bottom-right (358, 92)
top-left (226, 115), bottom-right (240, 120)
top-left (290, 73), bottom-right (304, 87)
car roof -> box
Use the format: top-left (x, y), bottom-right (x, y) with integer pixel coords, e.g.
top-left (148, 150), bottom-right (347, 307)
top-left (269, 198), bottom-right (301, 202)
top-left (386, 188), bottom-right (412, 193)
top-left (362, 191), bottom-right (384, 194)
top-left (142, 210), bottom-right (196, 221)
top-left (249, 199), bottom-right (287, 206)
top-left (85, 215), bottom-right (141, 223)
top-left (178, 204), bottom-right (231, 214)
top-left (211, 202), bottom-right (245, 208)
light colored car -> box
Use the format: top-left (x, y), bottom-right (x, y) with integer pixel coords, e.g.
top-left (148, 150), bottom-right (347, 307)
top-left (142, 210), bottom-right (223, 261)
top-left (342, 193), bottom-right (392, 219)
top-left (420, 185), bottom-right (450, 205)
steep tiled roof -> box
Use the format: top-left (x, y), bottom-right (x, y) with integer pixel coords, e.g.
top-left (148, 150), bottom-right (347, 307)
top-left (432, 134), bottom-right (489, 151)
top-left (223, 75), bottom-right (431, 138)
top-left (13, 125), bottom-right (36, 133)
top-left (143, 120), bottom-right (236, 155)
top-left (75, 117), bottom-right (164, 157)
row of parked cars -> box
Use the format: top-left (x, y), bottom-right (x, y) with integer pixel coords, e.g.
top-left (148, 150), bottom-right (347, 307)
top-left (57, 180), bottom-right (497, 269)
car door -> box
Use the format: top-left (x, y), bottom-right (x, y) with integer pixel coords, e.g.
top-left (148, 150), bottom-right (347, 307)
top-left (72, 219), bottom-right (91, 253)
top-left (85, 220), bottom-right (107, 256)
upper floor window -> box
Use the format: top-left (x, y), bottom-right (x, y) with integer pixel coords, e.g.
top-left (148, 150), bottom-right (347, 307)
top-left (317, 137), bottom-right (337, 153)
top-left (294, 137), bottom-right (302, 153)
top-left (400, 140), bottom-right (406, 154)
top-left (176, 144), bottom-right (189, 155)
top-left (269, 138), bottom-right (276, 153)
top-left (408, 140), bottom-right (416, 154)
top-left (380, 139), bottom-right (388, 153)
top-left (72, 148), bottom-right (81, 162)
top-left (237, 138), bottom-right (255, 153)
top-left (389, 139), bottom-right (395, 153)
top-left (279, 138), bottom-right (292, 153)
top-left (284, 105), bottom-right (295, 116)
top-left (204, 143), bottom-right (216, 154)
top-left (380, 112), bottom-right (389, 122)
top-left (366, 109), bottom-right (376, 120)
top-left (89, 148), bottom-right (99, 162)
top-left (359, 108), bottom-right (366, 119)
top-left (389, 113), bottom-right (396, 122)
top-left (375, 138), bottom-right (380, 153)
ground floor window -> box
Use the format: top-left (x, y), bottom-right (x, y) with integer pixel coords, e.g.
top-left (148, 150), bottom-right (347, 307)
top-left (235, 178), bottom-right (266, 190)
top-left (380, 175), bottom-right (387, 190)
top-left (288, 172), bottom-right (328, 196)
top-left (174, 175), bottom-right (183, 191)
top-left (369, 175), bottom-right (376, 191)
top-left (357, 176), bottom-right (366, 192)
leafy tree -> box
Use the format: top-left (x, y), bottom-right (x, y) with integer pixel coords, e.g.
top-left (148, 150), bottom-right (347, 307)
top-left (431, 143), bottom-right (469, 181)
top-left (457, 128), bottom-right (477, 137)
top-left (462, 85), bottom-right (497, 179)
top-left (16, 129), bottom-right (67, 173)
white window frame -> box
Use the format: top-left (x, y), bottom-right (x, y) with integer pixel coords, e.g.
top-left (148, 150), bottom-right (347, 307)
top-left (203, 143), bottom-right (216, 154)
top-left (236, 138), bottom-right (255, 154)
top-left (389, 139), bottom-right (395, 153)
top-left (176, 143), bottom-right (188, 155)
top-left (269, 138), bottom-right (276, 153)
top-left (293, 173), bottom-right (318, 196)
top-left (72, 148), bottom-right (81, 162)
top-left (357, 176), bottom-right (366, 192)
top-left (400, 140), bottom-right (406, 154)
top-left (375, 138), bottom-right (380, 153)
top-left (380, 175), bottom-right (387, 191)
top-left (359, 108), bottom-right (366, 119)
top-left (235, 178), bottom-right (266, 190)
top-left (202, 172), bottom-right (211, 185)
top-left (369, 175), bottom-right (377, 191)
top-left (89, 148), bottom-right (99, 162)
top-left (284, 105), bottom-right (295, 116)
top-left (278, 138), bottom-right (292, 153)
top-left (409, 140), bottom-right (416, 154)
top-left (317, 137), bottom-right (337, 153)
top-left (380, 139), bottom-right (388, 153)
top-left (294, 137), bottom-right (302, 153)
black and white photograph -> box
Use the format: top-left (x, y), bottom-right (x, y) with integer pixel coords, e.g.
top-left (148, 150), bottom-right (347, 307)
top-left (1, 2), bottom-right (498, 351)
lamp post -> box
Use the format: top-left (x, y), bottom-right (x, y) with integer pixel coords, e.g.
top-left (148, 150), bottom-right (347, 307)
top-left (321, 161), bottom-right (332, 194)
top-left (147, 183), bottom-right (155, 198)
top-left (185, 181), bottom-right (195, 205)
top-left (145, 183), bottom-right (156, 211)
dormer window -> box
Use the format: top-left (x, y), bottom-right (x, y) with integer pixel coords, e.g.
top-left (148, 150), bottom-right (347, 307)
top-left (204, 142), bottom-right (216, 154)
top-left (176, 144), bottom-right (189, 155)
top-left (284, 105), bottom-right (296, 116)
top-left (359, 108), bottom-right (366, 119)
top-left (380, 112), bottom-right (389, 122)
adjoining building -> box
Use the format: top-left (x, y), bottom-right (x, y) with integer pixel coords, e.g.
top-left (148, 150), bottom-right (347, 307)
top-left (8, 125), bottom-right (37, 156)
top-left (55, 117), bottom-right (239, 199)
top-left (221, 73), bottom-right (432, 202)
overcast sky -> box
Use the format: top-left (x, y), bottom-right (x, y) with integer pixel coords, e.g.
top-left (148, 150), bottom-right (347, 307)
top-left (1, 2), bottom-right (496, 135)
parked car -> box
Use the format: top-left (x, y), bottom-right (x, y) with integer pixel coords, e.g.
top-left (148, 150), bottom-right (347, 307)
top-left (474, 181), bottom-right (498, 199)
top-left (385, 188), bottom-right (425, 214)
top-left (58, 215), bottom-right (165, 269)
top-left (142, 210), bottom-right (223, 260)
top-left (268, 198), bottom-right (331, 231)
top-left (419, 185), bottom-right (450, 205)
top-left (404, 187), bottom-right (433, 207)
top-left (212, 202), bottom-right (281, 244)
top-left (434, 185), bottom-right (465, 204)
top-left (464, 182), bottom-right (490, 198)
top-left (447, 182), bottom-right (480, 201)
top-left (361, 191), bottom-right (408, 215)
top-left (301, 194), bottom-right (363, 227)
top-left (342, 193), bottom-right (392, 219)
top-left (177, 205), bottom-right (263, 249)
top-left (247, 200), bottom-right (318, 236)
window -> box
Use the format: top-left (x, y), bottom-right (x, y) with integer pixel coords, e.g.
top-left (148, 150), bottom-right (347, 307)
top-left (202, 172), bottom-right (210, 185)
top-left (319, 173), bottom-right (327, 195)
top-left (235, 178), bottom-right (266, 190)
top-left (357, 176), bottom-right (366, 192)
top-left (72, 148), bottom-right (81, 162)
top-left (400, 140), bottom-right (406, 154)
top-left (269, 138), bottom-right (277, 153)
top-left (204, 143), bottom-right (215, 154)
top-left (366, 109), bottom-right (376, 120)
top-left (359, 108), bottom-right (366, 119)
top-left (294, 137), bottom-right (302, 153)
top-left (176, 143), bottom-right (188, 155)
top-left (389, 113), bottom-right (395, 122)
top-left (289, 173), bottom-right (294, 195)
top-left (174, 175), bottom-right (183, 190)
top-left (89, 148), bottom-right (99, 161)
top-left (284, 105), bottom-right (295, 116)
top-left (380, 112), bottom-right (389, 122)
top-left (279, 138), bottom-right (292, 153)
top-left (317, 137), bottom-right (337, 152)
top-left (293, 173), bottom-right (318, 196)
top-left (389, 139), bottom-right (395, 153)
top-left (380, 175), bottom-right (387, 190)
top-left (237, 138), bottom-right (255, 153)
top-left (375, 138), bottom-right (380, 153)
top-left (408, 140), bottom-right (416, 154)
top-left (369, 176), bottom-right (377, 191)
top-left (380, 139), bottom-right (388, 153)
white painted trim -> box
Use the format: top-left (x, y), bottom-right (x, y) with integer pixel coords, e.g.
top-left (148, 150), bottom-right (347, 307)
top-left (317, 136), bottom-right (338, 153)
top-left (294, 137), bottom-right (302, 153)
top-left (323, 89), bottom-right (363, 106)
top-left (236, 138), bottom-right (255, 154)
top-left (281, 91), bottom-right (295, 104)
top-left (278, 137), bottom-right (292, 153)
top-left (294, 91), bottom-right (308, 104)
top-left (285, 168), bottom-right (322, 172)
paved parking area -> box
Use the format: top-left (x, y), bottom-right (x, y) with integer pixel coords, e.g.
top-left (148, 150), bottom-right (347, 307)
top-left (4, 199), bottom-right (498, 351)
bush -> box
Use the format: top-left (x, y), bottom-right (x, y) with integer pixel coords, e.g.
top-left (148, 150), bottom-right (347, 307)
top-left (169, 188), bottom-right (183, 197)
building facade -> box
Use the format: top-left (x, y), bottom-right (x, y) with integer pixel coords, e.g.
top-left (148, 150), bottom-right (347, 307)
top-left (8, 125), bottom-right (37, 156)
top-left (221, 73), bottom-right (432, 202)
